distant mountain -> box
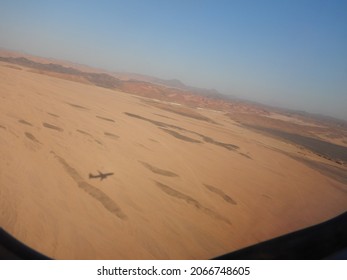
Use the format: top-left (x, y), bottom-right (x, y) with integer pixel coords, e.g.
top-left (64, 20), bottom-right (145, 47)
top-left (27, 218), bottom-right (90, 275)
top-left (1, 49), bottom-right (346, 128)
top-left (0, 53), bottom-right (234, 109)
top-left (0, 48), bottom-right (105, 73)
top-left (144, 77), bottom-right (223, 98)
top-left (0, 48), bottom-right (224, 99)
top-left (112, 72), bottom-right (223, 98)
top-left (0, 56), bottom-right (123, 88)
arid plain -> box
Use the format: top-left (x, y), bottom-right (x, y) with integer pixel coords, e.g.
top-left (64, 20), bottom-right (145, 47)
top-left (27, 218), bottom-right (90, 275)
top-left (0, 59), bottom-right (346, 259)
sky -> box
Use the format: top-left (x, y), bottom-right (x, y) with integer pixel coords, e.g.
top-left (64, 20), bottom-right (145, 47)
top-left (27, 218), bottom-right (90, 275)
top-left (1, 0), bottom-right (346, 120)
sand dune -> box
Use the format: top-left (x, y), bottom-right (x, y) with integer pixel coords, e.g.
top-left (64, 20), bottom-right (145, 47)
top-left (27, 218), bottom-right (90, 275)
top-left (0, 62), bottom-right (346, 259)
top-left (96, 116), bottom-right (115, 123)
top-left (52, 151), bottom-right (127, 220)
top-left (204, 184), bottom-right (237, 205)
top-left (139, 161), bottom-right (179, 177)
top-left (18, 119), bottom-right (33, 126)
top-left (24, 132), bottom-right (41, 144)
top-left (42, 122), bottom-right (64, 132)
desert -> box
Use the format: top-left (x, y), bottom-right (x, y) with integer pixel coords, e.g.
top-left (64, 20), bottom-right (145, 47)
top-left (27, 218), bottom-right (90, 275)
top-left (0, 57), bottom-right (346, 259)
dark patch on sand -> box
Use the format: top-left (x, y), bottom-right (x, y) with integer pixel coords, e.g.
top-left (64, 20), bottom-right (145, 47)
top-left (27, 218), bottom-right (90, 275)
top-left (125, 112), bottom-right (246, 155)
top-left (76, 129), bottom-right (92, 136)
top-left (51, 151), bottom-right (127, 220)
top-left (42, 122), bottom-right (64, 132)
top-left (139, 161), bottom-right (179, 177)
top-left (292, 156), bottom-right (347, 188)
top-left (104, 132), bottom-right (119, 140)
top-left (159, 128), bottom-right (202, 143)
top-left (48, 112), bottom-right (59, 118)
top-left (124, 112), bottom-right (186, 132)
top-left (245, 125), bottom-right (347, 163)
top-left (156, 181), bottom-right (201, 208)
top-left (0, 125), bottom-right (6, 130)
top-left (262, 194), bottom-right (272, 200)
top-left (149, 138), bottom-right (158, 143)
top-left (96, 115), bottom-right (115, 123)
top-left (126, 112), bottom-right (233, 139)
top-left (95, 139), bottom-right (103, 145)
top-left (155, 181), bottom-right (231, 225)
top-left (197, 134), bottom-right (238, 151)
top-left (144, 100), bottom-right (216, 123)
top-left (18, 119), bottom-right (33, 126)
top-left (76, 130), bottom-right (104, 145)
top-left (269, 145), bottom-right (347, 187)
top-left (66, 102), bottom-right (89, 110)
top-left (153, 113), bottom-right (176, 120)
top-left (136, 143), bottom-right (151, 151)
top-left (183, 130), bottom-right (240, 152)
top-left (204, 184), bottom-right (237, 205)
top-left (240, 153), bottom-right (252, 159)
top-left (125, 112), bottom-right (171, 128)
top-left (24, 132), bottom-right (41, 144)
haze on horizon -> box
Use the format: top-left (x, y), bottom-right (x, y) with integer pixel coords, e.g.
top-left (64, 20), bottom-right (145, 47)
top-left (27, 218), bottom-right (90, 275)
top-left (1, 0), bottom-right (346, 120)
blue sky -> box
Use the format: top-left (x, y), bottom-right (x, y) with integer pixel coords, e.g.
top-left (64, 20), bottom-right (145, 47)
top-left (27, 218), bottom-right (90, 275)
top-left (1, 0), bottom-right (346, 120)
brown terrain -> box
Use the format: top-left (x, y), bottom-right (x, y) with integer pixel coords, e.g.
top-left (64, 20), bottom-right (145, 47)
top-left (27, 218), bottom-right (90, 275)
top-left (0, 51), bottom-right (346, 259)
